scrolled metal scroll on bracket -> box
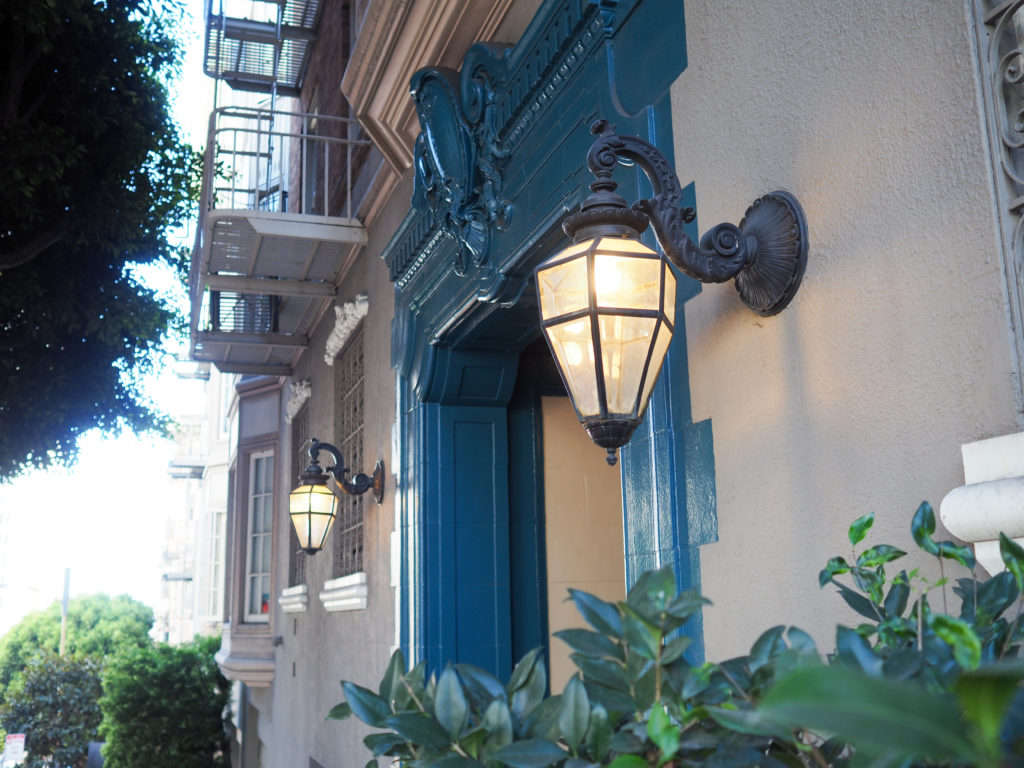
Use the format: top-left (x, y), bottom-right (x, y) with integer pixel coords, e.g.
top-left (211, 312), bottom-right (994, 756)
top-left (567, 120), bottom-right (809, 316)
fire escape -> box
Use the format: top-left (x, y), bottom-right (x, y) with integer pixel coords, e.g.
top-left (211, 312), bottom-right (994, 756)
top-left (190, 0), bottom-right (369, 376)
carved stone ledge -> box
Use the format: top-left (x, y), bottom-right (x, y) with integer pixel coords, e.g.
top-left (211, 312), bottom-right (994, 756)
top-left (940, 432), bottom-right (1024, 575)
top-left (213, 624), bottom-right (276, 687)
top-left (285, 379), bottom-right (311, 423)
top-left (324, 295), bottom-right (369, 365)
top-left (277, 584), bottom-right (309, 613)
top-left (318, 571), bottom-right (368, 612)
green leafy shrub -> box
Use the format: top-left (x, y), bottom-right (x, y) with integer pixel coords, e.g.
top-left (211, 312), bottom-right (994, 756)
top-left (331, 502), bottom-right (1024, 767)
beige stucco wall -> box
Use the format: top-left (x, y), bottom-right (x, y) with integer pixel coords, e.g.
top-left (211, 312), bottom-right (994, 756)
top-left (671, 1), bottom-right (1021, 658)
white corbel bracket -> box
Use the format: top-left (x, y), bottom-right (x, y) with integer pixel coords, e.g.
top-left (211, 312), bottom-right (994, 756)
top-left (285, 379), bottom-right (312, 423)
top-left (940, 432), bottom-right (1024, 576)
top-left (325, 294), bottom-right (369, 365)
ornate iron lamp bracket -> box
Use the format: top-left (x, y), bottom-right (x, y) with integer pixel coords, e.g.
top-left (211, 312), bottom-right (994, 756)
top-left (566, 120), bottom-right (809, 316)
top-left (304, 438), bottom-right (385, 504)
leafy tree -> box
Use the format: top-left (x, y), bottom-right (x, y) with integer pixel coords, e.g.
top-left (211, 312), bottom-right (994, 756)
top-left (0, 0), bottom-right (200, 478)
top-left (100, 635), bottom-right (230, 768)
top-left (0, 594), bottom-right (153, 692)
top-left (1, 653), bottom-right (103, 768)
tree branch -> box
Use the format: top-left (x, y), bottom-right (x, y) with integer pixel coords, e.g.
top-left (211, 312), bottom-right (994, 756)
top-left (0, 229), bottom-right (65, 270)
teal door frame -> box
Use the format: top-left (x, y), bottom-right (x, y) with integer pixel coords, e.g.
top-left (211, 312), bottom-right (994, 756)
top-left (385, 0), bottom-right (717, 676)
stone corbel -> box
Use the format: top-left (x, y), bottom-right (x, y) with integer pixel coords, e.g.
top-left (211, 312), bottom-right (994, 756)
top-left (285, 379), bottom-right (312, 423)
top-left (939, 432), bottom-right (1024, 575)
top-left (324, 294), bottom-right (369, 365)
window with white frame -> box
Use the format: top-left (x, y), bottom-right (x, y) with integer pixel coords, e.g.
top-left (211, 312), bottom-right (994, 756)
top-left (208, 507), bottom-right (226, 618)
top-left (245, 450), bottom-right (274, 622)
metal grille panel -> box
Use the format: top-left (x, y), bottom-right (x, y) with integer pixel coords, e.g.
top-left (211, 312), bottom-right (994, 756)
top-left (333, 326), bottom-right (365, 577)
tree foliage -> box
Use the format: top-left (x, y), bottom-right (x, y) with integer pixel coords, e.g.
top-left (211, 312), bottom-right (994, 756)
top-left (1, 654), bottom-right (103, 768)
top-left (0, 0), bottom-right (200, 478)
top-left (100, 635), bottom-right (230, 768)
top-left (0, 594), bottom-right (153, 692)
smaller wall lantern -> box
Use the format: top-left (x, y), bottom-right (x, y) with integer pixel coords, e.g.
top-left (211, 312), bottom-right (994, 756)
top-left (288, 438), bottom-right (385, 554)
top-left (536, 120), bottom-right (809, 465)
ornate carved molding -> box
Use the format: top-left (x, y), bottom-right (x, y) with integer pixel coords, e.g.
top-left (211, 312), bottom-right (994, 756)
top-left (285, 379), bottom-right (311, 423)
top-left (324, 294), bottom-right (369, 365)
top-left (341, 0), bottom-right (517, 173)
top-left (976, 0), bottom-right (1024, 409)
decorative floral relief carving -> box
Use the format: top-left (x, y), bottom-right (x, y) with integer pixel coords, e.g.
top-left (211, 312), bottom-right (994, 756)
top-left (324, 294), bottom-right (369, 365)
top-left (285, 379), bottom-right (312, 424)
top-left (979, 0), bottom-right (1024, 407)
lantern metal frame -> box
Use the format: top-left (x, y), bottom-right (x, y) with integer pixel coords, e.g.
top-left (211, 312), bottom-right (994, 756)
top-left (289, 438), bottom-right (384, 555)
top-left (536, 120), bottom-right (809, 464)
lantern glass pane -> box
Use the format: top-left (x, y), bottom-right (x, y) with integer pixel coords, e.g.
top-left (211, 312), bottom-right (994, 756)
top-left (598, 314), bottom-right (659, 415)
top-left (289, 484), bottom-right (338, 551)
top-left (545, 316), bottom-right (600, 417)
top-left (638, 321), bottom-right (673, 417)
top-left (537, 242), bottom-right (593, 320)
top-left (593, 249), bottom-right (662, 311)
top-left (663, 262), bottom-right (676, 325)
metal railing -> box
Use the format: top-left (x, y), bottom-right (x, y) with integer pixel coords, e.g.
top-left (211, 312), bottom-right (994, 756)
top-left (208, 291), bottom-right (279, 334)
top-left (201, 105), bottom-right (371, 220)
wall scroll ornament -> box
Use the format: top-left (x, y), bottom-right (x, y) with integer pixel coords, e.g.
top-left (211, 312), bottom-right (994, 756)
top-left (324, 294), bottom-right (369, 365)
top-left (285, 379), bottom-right (312, 424)
top-left (978, 0), bottom-right (1024, 405)
top-left (410, 48), bottom-right (513, 277)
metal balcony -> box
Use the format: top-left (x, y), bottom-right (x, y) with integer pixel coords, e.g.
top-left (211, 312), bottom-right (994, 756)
top-left (204, 0), bottom-right (321, 95)
top-left (190, 106), bottom-right (371, 376)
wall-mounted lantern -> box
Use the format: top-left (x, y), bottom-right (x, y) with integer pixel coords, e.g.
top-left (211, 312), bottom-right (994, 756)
top-left (536, 120), bottom-right (809, 465)
top-left (288, 439), bottom-right (385, 554)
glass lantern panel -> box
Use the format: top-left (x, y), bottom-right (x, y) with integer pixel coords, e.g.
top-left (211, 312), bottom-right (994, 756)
top-left (638, 321), bottom-right (673, 417)
top-left (593, 250), bottom-right (663, 311)
top-left (545, 316), bottom-right (600, 418)
top-left (598, 314), bottom-right (659, 415)
top-left (663, 262), bottom-right (677, 325)
top-left (537, 245), bottom-right (592, 320)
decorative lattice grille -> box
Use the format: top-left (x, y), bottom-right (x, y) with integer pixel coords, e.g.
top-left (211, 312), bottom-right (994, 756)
top-left (333, 325), bottom-right (365, 577)
top-left (289, 404), bottom-right (309, 586)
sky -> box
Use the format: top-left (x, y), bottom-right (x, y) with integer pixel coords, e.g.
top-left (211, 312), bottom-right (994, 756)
top-left (0, 5), bottom-right (214, 635)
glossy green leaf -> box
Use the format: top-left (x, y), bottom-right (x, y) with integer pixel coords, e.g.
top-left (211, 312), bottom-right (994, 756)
top-left (955, 663), bottom-right (1024, 752)
top-left (605, 756), bottom-right (648, 768)
top-left (857, 545), bottom-right (906, 569)
top-left (819, 556), bottom-right (851, 587)
top-left (326, 701), bottom-right (352, 720)
top-left (1001, 533), bottom-right (1024, 593)
top-left (364, 760), bottom-right (378, 768)
top-left (456, 663), bottom-right (507, 707)
top-left (564, 759), bottom-right (599, 768)
top-left (937, 540), bottom-right (976, 570)
top-left (342, 681), bottom-right (392, 727)
top-left (511, 651), bottom-right (547, 722)
top-left (666, 589), bottom-right (711, 620)
top-left (569, 589), bottom-right (623, 637)
top-left (381, 712), bottom-right (451, 750)
top-left (492, 738), bottom-right (566, 768)
top-left (852, 568), bottom-right (884, 604)
top-left (660, 633), bottom-right (692, 665)
top-left (647, 703), bottom-right (680, 765)
top-left (882, 572), bottom-right (910, 618)
top-left (760, 666), bottom-right (977, 763)
top-left (749, 626), bottom-right (787, 673)
top-left (378, 648), bottom-right (406, 703)
top-left (434, 757), bottom-right (485, 768)
top-left (436, 665), bottom-right (469, 739)
top-left (911, 501), bottom-right (939, 556)
top-left (585, 705), bottom-right (611, 761)
top-left (835, 626), bottom-right (882, 676)
top-left (930, 615), bottom-right (982, 670)
top-left (786, 626), bottom-right (818, 655)
top-left (849, 511), bottom-right (875, 546)
top-left (553, 629), bottom-right (623, 661)
top-left (620, 607), bottom-right (661, 661)
top-left (558, 676), bottom-right (589, 750)
top-left (834, 582), bottom-right (883, 621)
top-left (482, 699), bottom-right (514, 751)
top-left (704, 705), bottom-right (795, 742)
top-left (974, 572), bottom-right (1017, 625)
top-left (524, 695), bottom-right (564, 741)
top-left (508, 647), bottom-right (544, 694)
top-left (626, 566), bottom-right (677, 617)
top-left (363, 732), bottom-right (405, 757)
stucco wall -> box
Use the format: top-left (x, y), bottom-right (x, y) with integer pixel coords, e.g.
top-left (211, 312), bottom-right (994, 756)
top-left (671, 1), bottom-right (1020, 657)
top-left (256, 172), bottom-right (407, 768)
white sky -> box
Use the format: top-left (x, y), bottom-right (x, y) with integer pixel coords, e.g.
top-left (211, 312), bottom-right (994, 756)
top-left (0, 5), bottom-right (214, 634)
